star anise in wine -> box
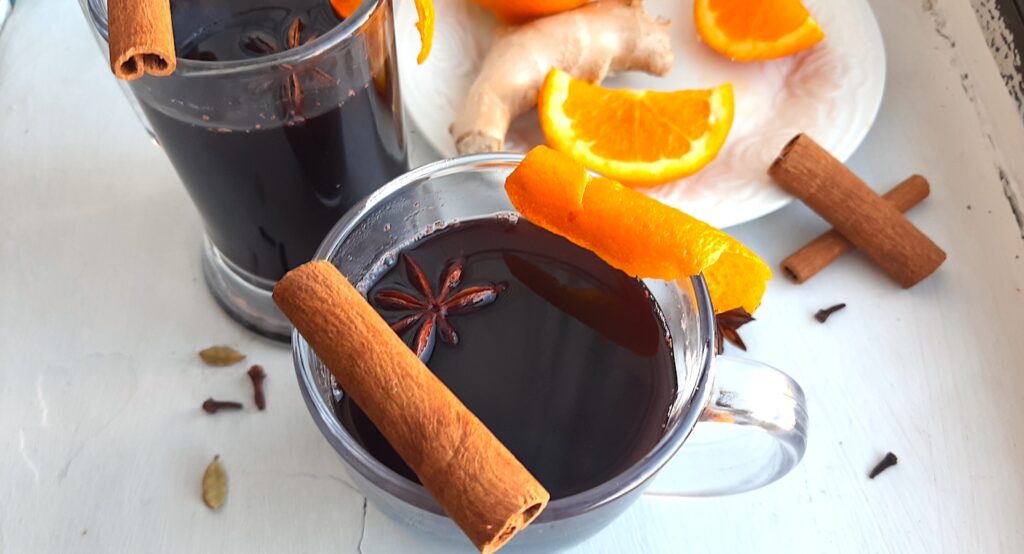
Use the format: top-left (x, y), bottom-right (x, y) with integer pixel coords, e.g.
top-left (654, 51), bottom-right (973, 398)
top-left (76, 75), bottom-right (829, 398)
top-left (373, 254), bottom-right (506, 362)
top-left (242, 17), bottom-right (334, 121)
top-left (715, 307), bottom-right (754, 354)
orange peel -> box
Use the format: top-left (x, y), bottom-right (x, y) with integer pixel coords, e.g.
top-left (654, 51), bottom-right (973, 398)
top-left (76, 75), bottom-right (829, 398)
top-left (505, 146), bottom-right (771, 314)
top-left (413, 0), bottom-right (435, 64)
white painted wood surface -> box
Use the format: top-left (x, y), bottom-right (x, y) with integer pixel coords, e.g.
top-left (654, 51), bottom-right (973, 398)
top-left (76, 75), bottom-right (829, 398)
top-left (1, 0), bottom-right (1023, 552)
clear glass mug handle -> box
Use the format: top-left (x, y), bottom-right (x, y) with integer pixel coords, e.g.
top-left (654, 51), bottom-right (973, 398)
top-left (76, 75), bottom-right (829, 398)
top-left (647, 356), bottom-right (808, 497)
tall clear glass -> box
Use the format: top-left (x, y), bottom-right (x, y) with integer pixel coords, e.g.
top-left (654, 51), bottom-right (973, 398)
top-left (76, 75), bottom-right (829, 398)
top-left (80, 0), bottom-right (408, 340)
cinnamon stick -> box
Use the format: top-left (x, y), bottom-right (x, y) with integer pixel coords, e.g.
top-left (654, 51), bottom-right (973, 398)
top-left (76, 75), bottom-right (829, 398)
top-left (108, 0), bottom-right (176, 80)
top-left (273, 261), bottom-right (548, 554)
top-left (782, 175), bottom-right (931, 283)
top-left (769, 134), bottom-right (945, 288)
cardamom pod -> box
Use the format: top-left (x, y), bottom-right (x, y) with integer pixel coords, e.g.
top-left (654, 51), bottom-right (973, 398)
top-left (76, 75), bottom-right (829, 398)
top-left (199, 346), bottom-right (246, 366)
top-left (202, 455), bottom-right (228, 510)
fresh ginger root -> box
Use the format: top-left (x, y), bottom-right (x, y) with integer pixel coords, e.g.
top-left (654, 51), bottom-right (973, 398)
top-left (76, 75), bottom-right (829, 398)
top-left (450, 0), bottom-right (673, 154)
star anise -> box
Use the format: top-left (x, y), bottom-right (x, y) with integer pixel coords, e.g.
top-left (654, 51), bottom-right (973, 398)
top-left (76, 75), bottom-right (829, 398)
top-left (242, 18), bottom-right (334, 121)
top-left (373, 254), bottom-right (506, 362)
top-left (715, 307), bottom-right (754, 355)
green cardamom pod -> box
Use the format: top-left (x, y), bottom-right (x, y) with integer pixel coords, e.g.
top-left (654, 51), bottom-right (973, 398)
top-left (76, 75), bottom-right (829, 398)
top-left (202, 455), bottom-right (227, 510)
top-left (198, 346), bottom-right (246, 366)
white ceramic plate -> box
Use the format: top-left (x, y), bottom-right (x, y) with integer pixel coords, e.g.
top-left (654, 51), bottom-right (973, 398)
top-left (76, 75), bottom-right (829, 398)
top-left (395, 0), bottom-right (886, 228)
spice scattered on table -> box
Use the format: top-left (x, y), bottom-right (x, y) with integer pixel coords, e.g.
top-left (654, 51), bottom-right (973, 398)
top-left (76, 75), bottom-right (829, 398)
top-left (814, 303), bottom-right (846, 323)
top-left (201, 398), bottom-right (243, 414)
top-left (868, 452), bottom-right (898, 479)
top-left (199, 346), bottom-right (246, 366)
top-left (715, 307), bottom-right (755, 354)
top-left (247, 365), bottom-right (267, 411)
top-left (769, 134), bottom-right (945, 288)
top-left (202, 455), bottom-right (228, 510)
top-left (780, 175), bottom-right (930, 283)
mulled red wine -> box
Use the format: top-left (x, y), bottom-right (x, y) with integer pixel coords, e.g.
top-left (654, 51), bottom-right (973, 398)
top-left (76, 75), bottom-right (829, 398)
top-left (135, 0), bottom-right (407, 280)
top-left (336, 218), bottom-right (677, 499)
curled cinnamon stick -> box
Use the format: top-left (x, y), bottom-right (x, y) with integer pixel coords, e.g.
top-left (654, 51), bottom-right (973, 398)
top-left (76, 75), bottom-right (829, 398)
top-left (274, 261), bottom-right (548, 554)
top-left (769, 134), bottom-right (945, 288)
top-left (108, 0), bottom-right (176, 80)
top-left (782, 175), bottom-right (931, 282)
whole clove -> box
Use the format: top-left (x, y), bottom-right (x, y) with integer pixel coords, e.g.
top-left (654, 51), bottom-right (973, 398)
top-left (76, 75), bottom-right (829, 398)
top-left (868, 452), bottom-right (898, 479)
top-left (247, 365), bottom-right (267, 410)
top-left (202, 398), bottom-right (243, 414)
top-left (814, 303), bottom-right (846, 323)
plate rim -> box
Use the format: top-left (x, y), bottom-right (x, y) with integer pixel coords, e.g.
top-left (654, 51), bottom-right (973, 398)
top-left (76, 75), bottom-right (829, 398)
top-left (396, 0), bottom-right (888, 228)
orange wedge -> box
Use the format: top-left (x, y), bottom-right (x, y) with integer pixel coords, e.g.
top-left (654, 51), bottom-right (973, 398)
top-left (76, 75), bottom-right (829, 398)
top-left (470, 0), bottom-right (588, 23)
top-left (505, 146), bottom-right (771, 314)
top-left (694, 0), bottom-right (825, 62)
top-left (539, 68), bottom-right (734, 186)
top-left (331, 0), bottom-right (434, 64)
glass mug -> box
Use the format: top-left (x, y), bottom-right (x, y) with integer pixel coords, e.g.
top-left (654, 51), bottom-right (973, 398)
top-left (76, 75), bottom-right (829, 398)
top-left (79, 0), bottom-right (408, 340)
top-left (294, 155), bottom-right (808, 551)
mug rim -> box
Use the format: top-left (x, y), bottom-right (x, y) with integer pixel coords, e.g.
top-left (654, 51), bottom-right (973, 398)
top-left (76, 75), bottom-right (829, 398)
top-left (292, 153), bottom-right (717, 522)
top-left (82, 0), bottom-right (388, 77)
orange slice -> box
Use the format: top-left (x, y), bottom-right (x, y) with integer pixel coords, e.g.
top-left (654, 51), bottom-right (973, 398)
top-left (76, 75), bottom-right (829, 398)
top-left (694, 0), bottom-right (825, 62)
top-left (331, 0), bottom-right (434, 64)
top-left (469, 0), bottom-right (588, 24)
top-left (539, 68), bottom-right (734, 187)
top-left (505, 146), bottom-right (771, 314)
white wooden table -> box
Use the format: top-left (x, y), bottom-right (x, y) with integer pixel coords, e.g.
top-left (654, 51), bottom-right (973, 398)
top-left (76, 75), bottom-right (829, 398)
top-left (2, 0), bottom-right (1023, 552)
